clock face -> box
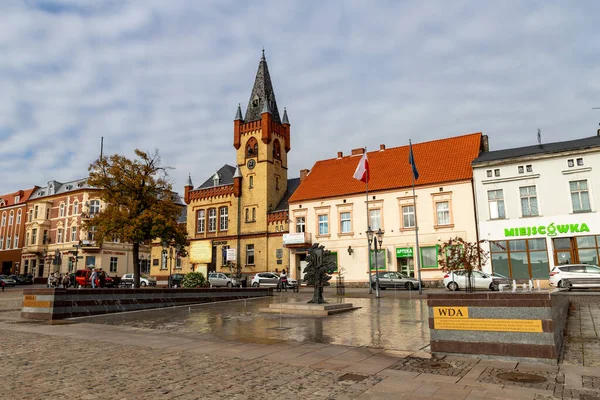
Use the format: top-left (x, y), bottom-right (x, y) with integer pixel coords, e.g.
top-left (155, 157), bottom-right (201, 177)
top-left (247, 159), bottom-right (256, 169)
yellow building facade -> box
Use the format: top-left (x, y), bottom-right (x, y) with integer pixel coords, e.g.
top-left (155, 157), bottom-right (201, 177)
top-left (183, 53), bottom-right (298, 281)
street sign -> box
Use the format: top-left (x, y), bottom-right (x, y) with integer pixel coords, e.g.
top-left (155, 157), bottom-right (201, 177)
top-left (226, 248), bottom-right (236, 262)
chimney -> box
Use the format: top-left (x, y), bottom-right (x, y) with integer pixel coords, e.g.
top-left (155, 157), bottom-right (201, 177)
top-left (300, 169), bottom-right (310, 182)
top-left (337, 151), bottom-right (343, 158)
top-left (351, 148), bottom-right (365, 155)
top-left (379, 144), bottom-right (385, 151)
top-left (481, 135), bottom-right (489, 153)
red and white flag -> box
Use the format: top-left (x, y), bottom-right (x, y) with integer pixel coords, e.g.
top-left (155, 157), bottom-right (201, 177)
top-left (353, 151), bottom-right (370, 183)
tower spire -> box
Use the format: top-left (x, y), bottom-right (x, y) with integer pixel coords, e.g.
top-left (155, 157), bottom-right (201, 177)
top-left (244, 50), bottom-right (281, 124)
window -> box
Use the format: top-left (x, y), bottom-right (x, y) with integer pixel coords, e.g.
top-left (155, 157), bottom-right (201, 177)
top-left (520, 186), bottom-right (538, 217)
top-left (28, 210), bottom-right (32, 222)
top-left (8, 211), bottom-right (13, 226)
top-left (568, 159), bottom-right (574, 167)
top-left (1, 213), bottom-right (5, 227)
top-left (245, 208), bottom-right (249, 222)
top-left (576, 236), bottom-right (600, 266)
top-left (488, 190), bottom-right (505, 219)
top-left (175, 255), bottom-right (181, 269)
top-left (494, 169), bottom-right (500, 177)
top-left (110, 257), bottom-right (118, 273)
top-left (208, 209), bottom-right (217, 232)
top-left (89, 200), bottom-right (100, 215)
top-left (486, 170), bottom-right (492, 178)
top-left (577, 158), bottom-right (584, 166)
top-left (402, 205), bottom-right (415, 228)
top-left (16, 210), bottom-right (21, 225)
top-left (296, 217), bottom-right (305, 233)
top-left (152, 259), bottom-right (159, 266)
top-left (71, 227), bottom-right (77, 242)
top-left (6, 236), bottom-right (10, 249)
top-left (369, 209), bottom-right (381, 230)
top-left (420, 246), bottom-right (439, 269)
top-left (570, 180), bottom-right (591, 213)
top-left (34, 205), bottom-right (38, 219)
top-left (276, 177), bottom-right (279, 190)
top-left (87, 226), bottom-right (96, 241)
top-left (57, 229), bottom-right (63, 243)
top-left (370, 249), bottom-right (386, 271)
top-left (26, 232), bottom-right (30, 246)
top-left (59, 204), bottom-right (65, 217)
top-left (246, 244), bottom-right (255, 265)
top-left (518, 166), bottom-right (524, 174)
top-left (197, 210), bottom-right (205, 233)
top-left (32, 229), bottom-right (37, 244)
top-left (221, 245), bottom-right (229, 266)
top-left (0, 237), bottom-right (3, 249)
top-left (219, 207), bottom-right (228, 231)
top-left (526, 165), bottom-right (533, 172)
top-left (73, 202), bottom-right (79, 215)
top-left (46, 208), bottom-right (50, 219)
top-left (273, 139), bottom-right (281, 160)
top-left (85, 256), bottom-right (96, 268)
top-left (14, 195), bottom-right (20, 203)
top-left (249, 176), bottom-right (254, 188)
top-left (252, 208), bottom-right (256, 221)
top-left (246, 138), bottom-right (258, 157)
top-left (161, 250), bottom-right (167, 270)
top-left (14, 235), bottom-right (18, 248)
top-left (340, 212), bottom-right (351, 233)
top-left (490, 239), bottom-right (549, 279)
top-left (436, 201), bottom-right (450, 225)
top-left (42, 230), bottom-right (48, 244)
top-left (318, 215), bottom-right (329, 235)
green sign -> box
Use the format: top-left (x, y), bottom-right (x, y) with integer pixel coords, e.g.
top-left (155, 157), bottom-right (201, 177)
top-left (504, 223), bottom-right (590, 238)
top-left (396, 247), bottom-right (413, 257)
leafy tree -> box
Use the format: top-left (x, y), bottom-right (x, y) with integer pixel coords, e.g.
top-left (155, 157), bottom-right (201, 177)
top-left (438, 237), bottom-right (490, 292)
top-left (86, 149), bottom-right (187, 288)
top-left (182, 272), bottom-right (206, 288)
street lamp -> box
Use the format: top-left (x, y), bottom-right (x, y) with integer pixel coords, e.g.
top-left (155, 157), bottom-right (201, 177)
top-left (169, 246), bottom-right (173, 288)
top-left (366, 227), bottom-right (384, 298)
top-left (161, 240), bottom-right (168, 287)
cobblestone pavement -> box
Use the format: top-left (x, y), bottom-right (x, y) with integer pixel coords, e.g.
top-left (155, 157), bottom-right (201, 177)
top-left (562, 301), bottom-right (600, 368)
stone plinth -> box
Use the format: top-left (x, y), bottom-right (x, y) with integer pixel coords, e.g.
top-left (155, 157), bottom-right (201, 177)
top-left (260, 302), bottom-right (360, 316)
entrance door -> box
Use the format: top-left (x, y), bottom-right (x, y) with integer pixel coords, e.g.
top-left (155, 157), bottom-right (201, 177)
top-left (1, 261), bottom-right (11, 275)
top-left (553, 238), bottom-right (575, 265)
top-left (397, 257), bottom-right (414, 278)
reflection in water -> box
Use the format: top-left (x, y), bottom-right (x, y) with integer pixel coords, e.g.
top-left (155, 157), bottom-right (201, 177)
top-left (78, 295), bottom-right (430, 351)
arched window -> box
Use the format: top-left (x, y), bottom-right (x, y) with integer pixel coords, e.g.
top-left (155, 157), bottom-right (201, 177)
top-left (246, 137), bottom-right (258, 157)
top-left (8, 211), bottom-right (14, 226)
top-left (1, 212), bottom-right (5, 227)
top-left (16, 210), bottom-right (22, 225)
top-left (249, 176), bottom-right (254, 189)
top-left (273, 139), bottom-right (281, 160)
top-left (73, 201), bottom-right (79, 215)
top-left (59, 204), bottom-right (65, 217)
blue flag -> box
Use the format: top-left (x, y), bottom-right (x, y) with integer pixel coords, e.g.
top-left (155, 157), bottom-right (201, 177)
top-left (409, 142), bottom-right (419, 180)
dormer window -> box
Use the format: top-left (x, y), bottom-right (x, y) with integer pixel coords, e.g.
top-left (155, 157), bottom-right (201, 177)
top-left (14, 196), bottom-right (20, 203)
top-left (213, 173), bottom-right (220, 187)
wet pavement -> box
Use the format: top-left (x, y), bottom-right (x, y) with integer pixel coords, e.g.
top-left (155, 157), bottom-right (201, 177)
top-left (76, 291), bottom-right (431, 351)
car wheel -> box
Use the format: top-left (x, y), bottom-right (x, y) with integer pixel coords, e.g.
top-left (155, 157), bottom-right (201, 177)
top-left (226, 282), bottom-right (232, 288)
top-left (140, 281), bottom-right (146, 287)
top-left (558, 280), bottom-right (565, 288)
top-left (448, 282), bottom-right (459, 291)
top-left (252, 282), bottom-right (259, 287)
top-left (489, 283), bottom-right (496, 291)
top-left (405, 282), bottom-right (415, 291)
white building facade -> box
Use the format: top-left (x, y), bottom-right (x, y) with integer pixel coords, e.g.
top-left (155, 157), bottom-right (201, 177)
top-left (473, 135), bottom-right (600, 280)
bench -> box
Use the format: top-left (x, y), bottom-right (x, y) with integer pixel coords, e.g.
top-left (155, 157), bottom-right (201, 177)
top-left (562, 278), bottom-right (600, 291)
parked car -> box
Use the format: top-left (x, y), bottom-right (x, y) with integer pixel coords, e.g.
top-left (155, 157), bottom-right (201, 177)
top-left (549, 264), bottom-right (600, 289)
top-left (370, 271), bottom-right (423, 290)
top-left (120, 273), bottom-right (157, 287)
top-left (250, 272), bottom-right (297, 288)
top-left (168, 273), bottom-right (185, 287)
top-left (75, 270), bottom-right (116, 288)
top-left (443, 270), bottom-right (507, 291)
top-left (10, 275), bottom-right (33, 285)
top-left (0, 275), bottom-right (17, 287)
top-left (208, 272), bottom-right (235, 287)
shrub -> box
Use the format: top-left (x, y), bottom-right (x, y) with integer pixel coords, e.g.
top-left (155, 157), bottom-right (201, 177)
top-left (182, 272), bottom-right (206, 288)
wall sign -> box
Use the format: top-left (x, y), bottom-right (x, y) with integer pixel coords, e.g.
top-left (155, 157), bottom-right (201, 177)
top-left (504, 222), bottom-right (590, 238)
top-left (433, 306), bottom-right (542, 333)
top-left (395, 247), bottom-right (413, 257)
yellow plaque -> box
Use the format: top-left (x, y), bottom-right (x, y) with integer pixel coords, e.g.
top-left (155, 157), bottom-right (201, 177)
top-left (23, 300), bottom-right (51, 308)
top-left (24, 295), bottom-right (37, 301)
top-left (434, 318), bottom-right (543, 333)
top-left (189, 241), bottom-right (212, 263)
top-left (433, 307), bottom-right (469, 318)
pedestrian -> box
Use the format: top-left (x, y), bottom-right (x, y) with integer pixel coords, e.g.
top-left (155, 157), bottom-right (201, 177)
top-left (62, 274), bottom-right (70, 289)
top-left (70, 273), bottom-right (76, 288)
top-left (280, 269), bottom-right (288, 291)
top-left (1, 279), bottom-right (5, 292)
top-left (90, 269), bottom-right (98, 289)
top-left (98, 270), bottom-right (106, 288)
top-left (47, 273), bottom-right (54, 288)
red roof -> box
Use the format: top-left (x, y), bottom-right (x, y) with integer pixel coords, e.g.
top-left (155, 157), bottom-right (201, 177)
top-left (289, 133), bottom-right (482, 203)
top-left (0, 187), bottom-right (37, 207)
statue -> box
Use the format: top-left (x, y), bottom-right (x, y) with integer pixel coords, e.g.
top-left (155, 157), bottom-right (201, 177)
top-left (303, 243), bottom-right (334, 304)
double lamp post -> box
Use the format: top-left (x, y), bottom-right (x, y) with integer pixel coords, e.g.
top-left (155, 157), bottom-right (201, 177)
top-left (366, 227), bottom-right (384, 298)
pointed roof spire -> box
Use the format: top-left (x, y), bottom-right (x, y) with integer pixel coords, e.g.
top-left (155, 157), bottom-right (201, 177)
top-left (234, 103), bottom-right (243, 121)
top-left (244, 50), bottom-right (281, 124)
top-left (233, 165), bottom-right (242, 178)
top-left (282, 107), bottom-right (290, 124)
top-left (261, 96), bottom-right (271, 114)
top-left (261, 48), bottom-right (266, 61)
top-left (185, 174), bottom-right (193, 188)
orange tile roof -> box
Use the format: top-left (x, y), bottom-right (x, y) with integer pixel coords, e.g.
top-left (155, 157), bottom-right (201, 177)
top-left (0, 187), bottom-right (37, 207)
top-left (289, 133), bottom-right (482, 203)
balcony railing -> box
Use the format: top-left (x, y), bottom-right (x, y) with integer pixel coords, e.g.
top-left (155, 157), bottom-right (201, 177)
top-left (282, 232), bottom-right (312, 248)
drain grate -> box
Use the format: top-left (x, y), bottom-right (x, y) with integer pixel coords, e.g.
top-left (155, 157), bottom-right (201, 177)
top-left (387, 357), bottom-right (476, 377)
top-left (338, 373), bottom-right (368, 382)
top-left (497, 372), bottom-right (547, 384)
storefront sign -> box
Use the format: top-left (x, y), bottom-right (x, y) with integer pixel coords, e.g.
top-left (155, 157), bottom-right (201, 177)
top-left (22, 254), bottom-right (37, 260)
top-left (434, 307), bottom-right (468, 318)
top-left (23, 295), bottom-right (51, 308)
top-left (212, 240), bottom-right (228, 245)
top-left (504, 222), bottom-right (590, 238)
top-left (395, 247), bottom-right (413, 257)
top-left (103, 251), bottom-right (126, 255)
top-left (283, 233), bottom-right (307, 245)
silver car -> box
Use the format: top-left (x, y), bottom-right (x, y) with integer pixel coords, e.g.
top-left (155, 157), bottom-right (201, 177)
top-left (208, 273), bottom-right (234, 287)
top-left (370, 271), bottom-right (422, 290)
top-left (0, 275), bottom-right (17, 287)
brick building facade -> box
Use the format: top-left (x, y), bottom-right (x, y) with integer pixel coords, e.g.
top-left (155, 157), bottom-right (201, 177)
top-left (0, 188), bottom-right (37, 275)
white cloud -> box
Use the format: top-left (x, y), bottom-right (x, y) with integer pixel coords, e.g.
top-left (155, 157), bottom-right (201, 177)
top-left (1, 0), bottom-right (600, 194)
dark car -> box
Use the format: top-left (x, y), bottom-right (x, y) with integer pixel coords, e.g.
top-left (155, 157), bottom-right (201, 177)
top-left (169, 274), bottom-right (185, 287)
top-left (10, 275), bottom-right (33, 285)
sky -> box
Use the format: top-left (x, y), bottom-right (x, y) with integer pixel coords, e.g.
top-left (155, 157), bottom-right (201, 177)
top-left (1, 0), bottom-right (600, 195)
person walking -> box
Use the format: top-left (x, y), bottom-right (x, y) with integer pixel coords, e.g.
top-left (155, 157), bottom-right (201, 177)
top-left (47, 273), bottom-right (54, 288)
top-left (90, 269), bottom-right (98, 289)
top-left (98, 270), bottom-right (106, 288)
top-left (280, 269), bottom-right (288, 292)
top-left (62, 273), bottom-right (70, 289)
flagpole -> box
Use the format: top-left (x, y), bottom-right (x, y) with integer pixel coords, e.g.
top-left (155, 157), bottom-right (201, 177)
top-left (365, 147), bottom-right (373, 294)
top-left (410, 139), bottom-right (423, 295)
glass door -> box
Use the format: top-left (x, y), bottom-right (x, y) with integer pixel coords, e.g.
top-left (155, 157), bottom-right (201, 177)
top-left (553, 238), bottom-right (574, 265)
top-left (398, 257), bottom-right (414, 277)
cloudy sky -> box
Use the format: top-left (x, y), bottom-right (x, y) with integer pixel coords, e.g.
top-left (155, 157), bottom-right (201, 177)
top-left (1, 0), bottom-right (600, 195)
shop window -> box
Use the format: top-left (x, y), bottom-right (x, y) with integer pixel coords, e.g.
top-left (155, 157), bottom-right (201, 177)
top-left (370, 249), bottom-right (386, 271)
top-left (570, 180), bottom-right (591, 213)
top-left (488, 190), bottom-right (505, 219)
top-left (420, 246), bottom-right (439, 269)
top-left (490, 239), bottom-right (549, 279)
top-left (520, 186), bottom-right (538, 217)
top-left (576, 236), bottom-right (600, 265)
top-left (327, 251), bottom-right (338, 272)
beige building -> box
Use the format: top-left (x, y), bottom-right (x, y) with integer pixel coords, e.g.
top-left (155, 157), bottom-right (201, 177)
top-left (183, 52), bottom-right (298, 280)
top-left (287, 133), bottom-right (487, 285)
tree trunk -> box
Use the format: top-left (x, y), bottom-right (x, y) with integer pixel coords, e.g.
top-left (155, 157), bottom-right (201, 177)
top-left (133, 241), bottom-right (140, 288)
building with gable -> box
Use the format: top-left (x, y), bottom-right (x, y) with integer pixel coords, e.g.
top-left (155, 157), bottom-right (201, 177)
top-left (0, 187), bottom-right (37, 274)
top-left (183, 52), bottom-right (299, 279)
top-left (287, 133), bottom-right (488, 285)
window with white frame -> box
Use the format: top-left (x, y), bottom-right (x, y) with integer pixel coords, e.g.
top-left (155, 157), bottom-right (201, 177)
top-left (31, 229), bottom-right (37, 244)
top-left (14, 195), bottom-right (20, 203)
top-left (208, 208), bottom-right (217, 232)
top-left (520, 186), bottom-right (539, 217)
top-left (246, 244), bottom-right (255, 265)
top-left (57, 229), bottom-right (63, 243)
top-left (318, 214), bottom-right (329, 235)
top-left (219, 207), bottom-right (228, 231)
top-left (34, 205), bottom-right (38, 219)
top-left (0, 237), bottom-right (3, 249)
top-left (8, 211), bottom-right (13, 226)
top-left (59, 204), bottom-right (65, 217)
top-left (71, 227), bottom-right (77, 242)
top-left (89, 200), bottom-right (100, 215)
top-left (73, 202), bottom-right (79, 215)
top-left (197, 210), bottom-right (205, 233)
top-left (110, 257), bottom-right (118, 273)
top-left (14, 235), bottom-right (18, 248)
top-left (570, 180), bottom-right (591, 213)
top-left (488, 190), bottom-right (505, 219)
top-left (369, 209), bottom-right (381, 230)
top-left (436, 201), bottom-right (450, 225)
top-left (87, 226), bottom-right (96, 241)
top-left (1, 213), bottom-right (5, 227)
top-left (16, 210), bottom-right (21, 225)
top-left (340, 212), bottom-right (352, 233)
top-left (296, 217), bottom-right (305, 233)
top-left (6, 236), bottom-right (10, 249)
top-left (402, 205), bottom-right (415, 228)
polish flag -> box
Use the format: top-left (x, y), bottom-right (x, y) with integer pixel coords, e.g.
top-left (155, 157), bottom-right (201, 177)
top-left (353, 151), bottom-right (370, 183)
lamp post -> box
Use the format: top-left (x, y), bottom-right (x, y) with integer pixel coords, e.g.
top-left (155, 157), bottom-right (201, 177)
top-left (367, 228), bottom-right (384, 298)
top-left (169, 247), bottom-right (173, 288)
top-left (161, 240), bottom-right (168, 288)
top-left (366, 226), bottom-right (373, 294)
